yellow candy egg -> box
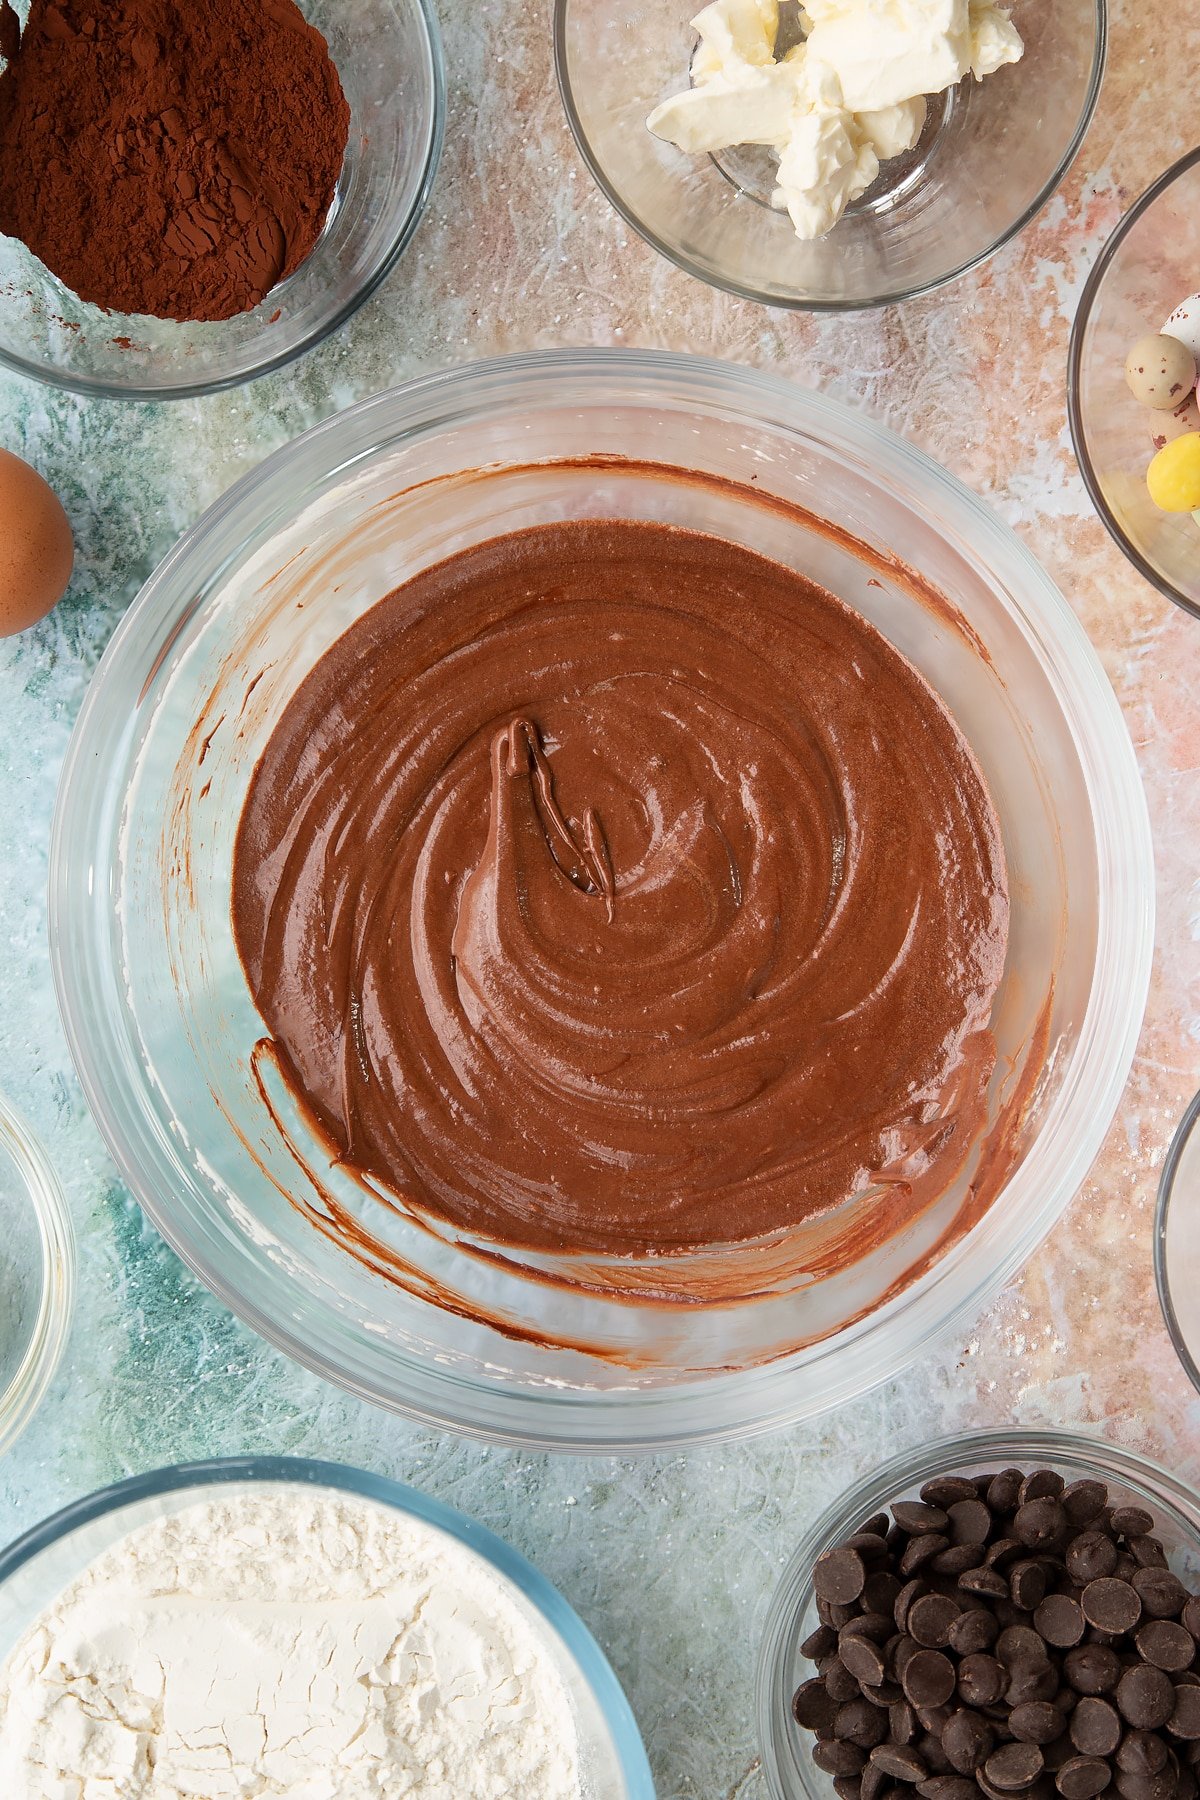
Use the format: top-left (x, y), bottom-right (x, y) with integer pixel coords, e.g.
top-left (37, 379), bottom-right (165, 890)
top-left (1147, 432), bottom-right (1200, 512)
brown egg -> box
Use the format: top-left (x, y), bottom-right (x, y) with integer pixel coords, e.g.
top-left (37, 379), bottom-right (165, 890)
top-left (0, 446), bottom-right (74, 636)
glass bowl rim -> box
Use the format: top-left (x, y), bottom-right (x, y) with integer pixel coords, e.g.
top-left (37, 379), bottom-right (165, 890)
top-left (552, 0), bottom-right (1108, 314)
top-left (1067, 142), bottom-right (1200, 624)
top-left (0, 0), bottom-right (446, 403)
top-left (0, 1452), bottom-right (656, 1798)
top-left (755, 1425), bottom-right (1200, 1800)
top-left (0, 1091), bottom-right (74, 1460)
top-left (48, 347), bottom-right (1154, 1451)
top-left (1154, 1085), bottom-right (1200, 1396)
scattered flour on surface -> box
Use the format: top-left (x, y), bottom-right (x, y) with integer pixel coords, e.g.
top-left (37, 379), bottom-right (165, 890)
top-left (0, 1487), bottom-right (582, 1799)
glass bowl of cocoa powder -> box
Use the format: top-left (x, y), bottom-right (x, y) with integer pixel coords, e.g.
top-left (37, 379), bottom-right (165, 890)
top-left (0, 0), bottom-right (444, 399)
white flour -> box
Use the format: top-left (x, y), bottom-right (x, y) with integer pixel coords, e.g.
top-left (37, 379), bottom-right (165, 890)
top-left (0, 1487), bottom-right (582, 1799)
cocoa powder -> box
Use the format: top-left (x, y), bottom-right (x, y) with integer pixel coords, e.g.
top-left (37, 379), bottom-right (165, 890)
top-left (0, 0), bottom-right (350, 322)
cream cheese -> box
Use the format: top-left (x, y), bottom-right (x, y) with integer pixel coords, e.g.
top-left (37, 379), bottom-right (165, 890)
top-left (647, 0), bottom-right (1023, 240)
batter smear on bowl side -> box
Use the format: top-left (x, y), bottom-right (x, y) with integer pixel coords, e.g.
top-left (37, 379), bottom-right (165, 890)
top-left (231, 519), bottom-right (1009, 1264)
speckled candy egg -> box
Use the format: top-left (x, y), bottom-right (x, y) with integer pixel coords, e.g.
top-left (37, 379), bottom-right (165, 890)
top-left (0, 447), bottom-right (73, 636)
top-left (1149, 392), bottom-right (1200, 451)
top-left (1125, 332), bottom-right (1197, 410)
top-left (1163, 292), bottom-right (1200, 362)
top-left (1147, 432), bottom-right (1200, 512)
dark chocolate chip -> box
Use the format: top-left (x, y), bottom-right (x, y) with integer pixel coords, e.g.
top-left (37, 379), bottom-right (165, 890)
top-left (891, 1700), bottom-right (919, 1745)
top-left (842, 1636), bottom-right (890, 1687)
top-left (818, 1546), bottom-right (869, 1605)
top-left (998, 1627), bottom-right (1051, 1670)
top-left (863, 1769), bottom-right (892, 1800)
top-left (950, 1609), bottom-right (1001, 1655)
top-left (1138, 1623), bottom-right (1197, 1674)
top-left (933, 1545), bottom-right (988, 1576)
top-left (1170, 1687), bottom-right (1200, 1741)
top-left (1007, 1666), bottom-right (1063, 1707)
top-left (795, 1677), bottom-right (839, 1729)
top-left (1135, 1572), bottom-right (1189, 1621)
top-left (893, 1637), bottom-right (920, 1682)
top-left (1043, 1733), bottom-right (1078, 1773)
top-left (1068, 1535), bottom-right (1120, 1586)
top-left (942, 1709), bottom-right (995, 1773)
top-left (862, 1513), bottom-right (892, 1537)
top-left (988, 1472), bottom-right (1027, 1514)
top-left (1119, 1666), bottom-right (1178, 1731)
top-left (1117, 1732), bottom-right (1170, 1776)
top-left (917, 1779), bottom-right (979, 1800)
top-left (1082, 1579), bottom-right (1143, 1635)
top-left (1062, 1484), bottom-right (1110, 1528)
top-left (1070, 1697), bottom-right (1123, 1756)
top-left (862, 1681), bottom-right (906, 1708)
top-left (1016, 1501), bottom-right (1069, 1551)
top-left (948, 1499), bottom-right (994, 1546)
top-left (871, 1744), bottom-right (930, 1783)
top-left (1111, 1510), bottom-right (1157, 1540)
top-left (1131, 1540), bottom-right (1171, 1573)
top-left (959, 1654), bottom-right (1008, 1707)
top-left (910, 1595), bottom-right (962, 1649)
top-left (897, 1581), bottom-right (931, 1631)
top-left (803, 1623), bottom-right (839, 1661)
top-left (1012, 1562), bottom-right (1051, 1612)
top-left (848, 1532), bottom-right (894, 1564)
top-left (836, 1698), bottom-right (891, 1749)
top-left (844, 1613), bottom-right (900, 1644)
top-left (894, 1502), bottom-right (953, 1535)
top-left (900, 1537), bottom-right (952, 1577)
top-left (986, 1743), bottom-right (1047, 1790)
top-left (919, 1735), bottom-right (954, 1777)
top-left (923, 1478), bottom-right (985, 1510)
top-left (962, 1569), bottom-right (1013, 1600)
top-left (1036, 1596), bottom-right (1086, 1649)
top-left (1182, 1600), bottom-right (1200, 1642)
top-left (903, 1650), bottom-right (957, 1709)
top-left (1010, 1704), bottom-right (1068, 1746)
top-left (1112, 1767), bottom-right (1179, 1800)
top-left (866, 1573), bottom-right (906, 1616)
top-left (834, 1779), bottom-right (864, 1800)
top-left (815, 1740), bottom-right (870, 1775)
top-left (1056, 1756), bottom-right (1113, 1799)
top-left (1021, 1473), bottom-right (1068, 1505)
top-left (990, 1541), bottom-right (1030, 1572)
top-left (1064, 1646), bottom-right (1122, 1696)
top-left (825, 1656), bottom-right (863, 1702)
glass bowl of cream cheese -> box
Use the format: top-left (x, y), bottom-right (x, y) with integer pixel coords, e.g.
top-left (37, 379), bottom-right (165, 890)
top-left (48, 349), bottom-right (1151, 1451)
top-left (554, 0), bottom-right (1106, 310)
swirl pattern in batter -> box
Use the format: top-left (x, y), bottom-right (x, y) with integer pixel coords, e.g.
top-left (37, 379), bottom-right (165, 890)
top-left (232, 519), bottom-right (1008, 1260)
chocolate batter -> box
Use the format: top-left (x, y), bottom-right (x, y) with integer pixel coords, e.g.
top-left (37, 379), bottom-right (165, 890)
top-left (232, 519), bottom-right (1008, 1259)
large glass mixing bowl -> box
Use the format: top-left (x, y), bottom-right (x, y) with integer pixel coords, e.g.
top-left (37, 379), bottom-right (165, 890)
top-left (49, 351), bottom-right (1152, 1450)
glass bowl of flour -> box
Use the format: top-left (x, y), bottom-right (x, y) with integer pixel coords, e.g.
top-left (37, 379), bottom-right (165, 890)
top-left (0, 1457), bottom-right (654, 1798)
top-left (0, 1093), bottom-right (73, 1459)
top-left (555, 0), bottom-right (1106, 309)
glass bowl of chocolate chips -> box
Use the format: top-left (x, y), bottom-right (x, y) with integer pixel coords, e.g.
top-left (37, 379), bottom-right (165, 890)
top-left (759, 1431), bottom-right (1200, 1800)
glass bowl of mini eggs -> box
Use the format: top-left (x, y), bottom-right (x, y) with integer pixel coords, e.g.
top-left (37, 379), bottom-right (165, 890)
top-left (1070, 148), bottom-right (1200, 621)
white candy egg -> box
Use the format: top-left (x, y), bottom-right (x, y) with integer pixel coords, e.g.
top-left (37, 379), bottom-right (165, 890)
top-left (1163, 293), bottom-right (1200, 362)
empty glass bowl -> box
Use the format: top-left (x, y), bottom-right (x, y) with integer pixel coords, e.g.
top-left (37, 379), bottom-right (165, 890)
top-left (0, 0), bottom-right (444, 399)
top-left (1069, 149), bottom-right (1200, 621)
top-left (0, 1094), bottom-right (73, 1459)
top-left (554, 0), bottom-right (1105, 310)
top-left (1155, 1087), bottom-right (1200, 1393)
top-left (757, 1429), bottom-right (1200, 1800)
